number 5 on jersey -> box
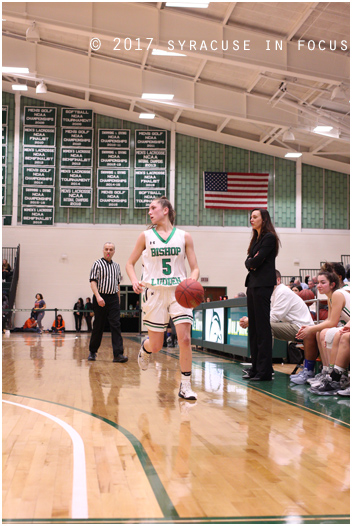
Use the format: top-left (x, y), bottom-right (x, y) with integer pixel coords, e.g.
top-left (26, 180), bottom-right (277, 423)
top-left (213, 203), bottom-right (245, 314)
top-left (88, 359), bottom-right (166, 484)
top-left (162, 258), bottom-right (171, 275)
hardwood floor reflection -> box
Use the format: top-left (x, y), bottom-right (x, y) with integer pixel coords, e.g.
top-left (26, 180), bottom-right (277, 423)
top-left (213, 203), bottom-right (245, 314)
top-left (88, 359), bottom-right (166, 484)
top-left (2, 333), bottom-right (350, 523)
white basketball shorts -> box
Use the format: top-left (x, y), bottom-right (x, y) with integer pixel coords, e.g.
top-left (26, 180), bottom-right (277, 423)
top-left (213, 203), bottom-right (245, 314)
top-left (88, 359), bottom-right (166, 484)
top-left (142, 287), bottom-right (193, 332)
top-left (324, 326), bottom-right (342, 349)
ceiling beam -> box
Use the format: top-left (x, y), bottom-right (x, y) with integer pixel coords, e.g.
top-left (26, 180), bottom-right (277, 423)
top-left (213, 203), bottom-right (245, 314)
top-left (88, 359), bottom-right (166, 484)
top-left (3, 5), bottom-right (349, 85)
top-left (275, 97), bottom-right (349, 134)
top-left (217, 117), bottom-right (231, 133)
top-left (260, 127), bottom-right (281, 143)
top-left (313, 151), bottom-right (349, 156)
top-left (3, 83), bottom-right (348, 173)
top-left (173, 109), bottom-right (183, 123)
top-left (2, 2), bottom-right (348, 173)
top-left (222, 3), bottom-right (236, 26)
top-left (310, 138), bottom-right (334, 154)
top-left (193, 59), bottom-right (207, 83)
top-left (286, 2), bottom-right (320, 41)
top-left (3, 36), bottom-right (348, 144)
top-left (246, 72), bottom-right (263, 94)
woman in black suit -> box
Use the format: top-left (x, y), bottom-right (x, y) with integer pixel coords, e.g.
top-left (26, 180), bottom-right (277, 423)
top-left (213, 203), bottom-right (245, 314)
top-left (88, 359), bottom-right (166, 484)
top-left (243, 209), bottom-right (280, 381)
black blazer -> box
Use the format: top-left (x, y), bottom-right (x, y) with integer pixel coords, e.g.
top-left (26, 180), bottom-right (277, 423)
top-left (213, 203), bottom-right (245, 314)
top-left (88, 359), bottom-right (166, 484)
top-left (245, 232), bottom-right (277, 288)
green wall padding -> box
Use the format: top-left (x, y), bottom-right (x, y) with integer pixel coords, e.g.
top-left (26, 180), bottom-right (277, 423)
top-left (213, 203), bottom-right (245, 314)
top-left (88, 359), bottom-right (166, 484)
top-left (302, 164), bottom-right (324, 229)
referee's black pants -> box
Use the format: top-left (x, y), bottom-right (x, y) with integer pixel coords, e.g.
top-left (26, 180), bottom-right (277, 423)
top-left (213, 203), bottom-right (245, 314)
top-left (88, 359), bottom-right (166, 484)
top-left (89, 293), bottom-right (124, 358)
top-left (246, 286), bottom-right (274, 379)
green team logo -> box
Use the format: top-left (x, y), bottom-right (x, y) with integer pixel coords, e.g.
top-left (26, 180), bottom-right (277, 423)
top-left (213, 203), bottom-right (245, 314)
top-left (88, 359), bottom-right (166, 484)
top-left (150, 277), bottom-right (181, 286)
top-left (150, 245), bottom-right (183, 284)
top-left (151, 246), bottom-right (181, 257)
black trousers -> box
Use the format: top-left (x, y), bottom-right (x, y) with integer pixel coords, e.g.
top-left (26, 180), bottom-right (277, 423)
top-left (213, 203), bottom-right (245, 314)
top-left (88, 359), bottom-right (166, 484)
top-left (89, 293), bottom-right (124, 358)
top-left (246, 286), bottom-right (274, 379)
top-left (74, 313), bottom-right (83, 332)
top-left (85, 314), bottom-right (92, 332)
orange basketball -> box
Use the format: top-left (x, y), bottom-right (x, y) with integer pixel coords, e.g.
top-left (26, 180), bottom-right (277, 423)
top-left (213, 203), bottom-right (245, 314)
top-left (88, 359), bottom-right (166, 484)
top-left (299, 289), bottom-right (315, 302)
top-left (318, 309), bottom-right (329, 320)
top-left (175, 279), bottom-right (204, 309)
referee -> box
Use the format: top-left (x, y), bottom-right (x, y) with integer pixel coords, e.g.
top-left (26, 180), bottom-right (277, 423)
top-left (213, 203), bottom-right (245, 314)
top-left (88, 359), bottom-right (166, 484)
top-left (88, 242), bottom-right (128, 363)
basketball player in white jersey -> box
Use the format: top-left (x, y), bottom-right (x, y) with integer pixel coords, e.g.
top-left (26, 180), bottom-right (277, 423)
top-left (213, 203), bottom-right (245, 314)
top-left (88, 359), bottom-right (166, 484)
top-left (126, 196), bottom-right (200, 400)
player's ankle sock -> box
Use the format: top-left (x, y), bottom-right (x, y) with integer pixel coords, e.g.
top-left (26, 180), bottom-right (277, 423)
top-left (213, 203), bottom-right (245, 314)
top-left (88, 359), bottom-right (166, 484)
top-left (304, 359), bottom-right (316, 372)
top-left (142, 343), bottom-right (151, 354)
top-left (330, 368), bottom-right (343, 381)
top-left (181, 371), bottom-right (191, 382)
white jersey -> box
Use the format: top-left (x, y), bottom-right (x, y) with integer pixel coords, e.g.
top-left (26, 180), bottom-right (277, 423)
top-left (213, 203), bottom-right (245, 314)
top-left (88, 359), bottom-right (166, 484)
top-left (141, 227), bottom-right (188, 288)
top-left (335, 288), bottom-right (350, 325)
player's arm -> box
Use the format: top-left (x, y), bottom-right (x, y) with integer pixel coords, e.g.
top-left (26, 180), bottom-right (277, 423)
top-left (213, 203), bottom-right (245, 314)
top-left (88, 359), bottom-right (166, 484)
top-left (126, 232), bottom-right (146, 293)
top-left (185, 232), bottom-right (200, 281)
top-left (296, 291), bottom-right (345, 338)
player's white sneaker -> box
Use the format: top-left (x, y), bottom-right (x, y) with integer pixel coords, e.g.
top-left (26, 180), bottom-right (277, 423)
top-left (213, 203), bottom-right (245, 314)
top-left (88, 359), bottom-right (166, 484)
top-left (178, 381), bottom-right (197, 400)
top-left (138, 339), bottom-right (150, 371)
top-left (290, 368), bottom-right (314, 385)
top-left (337, 386), bottom-right (350, 397)
top-left (308, 369), bottom-right (329, 388)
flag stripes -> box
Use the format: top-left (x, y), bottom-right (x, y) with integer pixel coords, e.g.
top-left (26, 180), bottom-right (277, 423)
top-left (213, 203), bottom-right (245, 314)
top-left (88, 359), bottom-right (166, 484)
top-left (204, 172), bottom-right (269, 210)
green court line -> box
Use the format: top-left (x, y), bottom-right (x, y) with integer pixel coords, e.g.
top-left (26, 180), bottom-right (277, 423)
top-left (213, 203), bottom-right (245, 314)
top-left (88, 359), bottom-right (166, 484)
top-left (2, 392), bottom-right (179, 521)
top-left (2, 390), bottom-right (349, 525)
top-left (3, 338), bottom-right (349, 525)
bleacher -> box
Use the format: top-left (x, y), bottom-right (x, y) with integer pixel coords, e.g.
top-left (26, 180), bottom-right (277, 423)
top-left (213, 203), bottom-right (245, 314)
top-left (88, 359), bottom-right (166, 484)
top-left (341, 254), bottom-right (350, 268)
top-left (299, 269), bottom-right (321, 283)
top-left (282, 255), bottom-right (349, 302)
top-left (2, 245), bottom-right (20, 329)
top-left (2, 247), bottom-right (17, 294)
top-left (281, 275), bottom-right (300, 286)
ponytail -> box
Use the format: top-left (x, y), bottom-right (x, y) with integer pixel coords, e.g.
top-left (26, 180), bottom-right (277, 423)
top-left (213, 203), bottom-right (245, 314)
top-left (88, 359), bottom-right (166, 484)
top-left (319, 262), bottom-right (340, 292)
top-left (155, 196), bottom-right (176, 225)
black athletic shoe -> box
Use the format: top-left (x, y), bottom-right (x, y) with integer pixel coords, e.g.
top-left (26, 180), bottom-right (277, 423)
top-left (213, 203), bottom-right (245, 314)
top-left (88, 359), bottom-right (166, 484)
top-left (243, 370), bottom-right (256, 379)
top-left (88, 353), bottom-right (96, 361)
top-left (113, 354), bottom-right (128, 363)
top-left (243, 368), bottom-right (275, 377)
top-left (249, 374), bottom-right (272, 381)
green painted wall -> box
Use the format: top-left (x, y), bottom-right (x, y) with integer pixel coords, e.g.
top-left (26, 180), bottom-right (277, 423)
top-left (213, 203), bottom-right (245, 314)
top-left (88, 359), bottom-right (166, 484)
top-left (275, 157), bottom-right (296, 228)
top-left (2, 92), bottom-right (15, 218)
top-left (175, 134), bottom-right (198, 226)
top-left (324, 169), bottom-right (350, 229)
top-left (2, 95), bottom-right (349, 230)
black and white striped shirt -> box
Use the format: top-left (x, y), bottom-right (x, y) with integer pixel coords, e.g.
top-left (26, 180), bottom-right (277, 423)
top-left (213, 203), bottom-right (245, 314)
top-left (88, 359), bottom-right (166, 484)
top-left (89, 258), bottom-right (121, 294)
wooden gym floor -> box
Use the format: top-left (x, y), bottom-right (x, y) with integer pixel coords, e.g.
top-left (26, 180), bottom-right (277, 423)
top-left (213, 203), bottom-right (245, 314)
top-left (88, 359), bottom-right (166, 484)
top-left (2, 332), bottom-right (350, 525)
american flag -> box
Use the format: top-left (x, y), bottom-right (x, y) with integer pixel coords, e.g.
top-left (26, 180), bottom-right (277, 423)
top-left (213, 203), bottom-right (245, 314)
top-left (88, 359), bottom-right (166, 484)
top-left (204, 172), bottom-right (269, 210)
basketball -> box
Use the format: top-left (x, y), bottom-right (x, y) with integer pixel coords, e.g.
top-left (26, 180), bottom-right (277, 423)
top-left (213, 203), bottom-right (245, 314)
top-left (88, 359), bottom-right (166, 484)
top-left (175, 279), bottom-right (204, 309)
top-left (318, 308), bottom-right (329, 320)
top-left (299, 289), bottom-right (315, 302)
